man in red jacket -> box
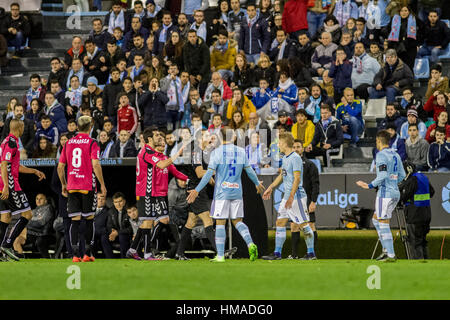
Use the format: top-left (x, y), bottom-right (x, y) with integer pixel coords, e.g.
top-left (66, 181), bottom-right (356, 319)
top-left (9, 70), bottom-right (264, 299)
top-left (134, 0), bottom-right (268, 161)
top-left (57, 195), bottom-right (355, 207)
top-left (282, 0), bottom-right (309, 40)
top-left (117, 93), bottom-right (138, 136)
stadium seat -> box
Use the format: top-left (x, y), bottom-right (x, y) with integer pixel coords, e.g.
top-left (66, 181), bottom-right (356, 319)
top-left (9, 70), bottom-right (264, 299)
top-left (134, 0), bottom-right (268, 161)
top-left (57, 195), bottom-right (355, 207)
top-left (438, 45), bottom-right (450, 59)
top-left (329, 144), bottom-right (344, 163)
top-left (309, 159), bottom-right (322, 173)
top-left (363, 98), bottom-right (386, 120)
top-left (413, 58), bottom-right (430, 79)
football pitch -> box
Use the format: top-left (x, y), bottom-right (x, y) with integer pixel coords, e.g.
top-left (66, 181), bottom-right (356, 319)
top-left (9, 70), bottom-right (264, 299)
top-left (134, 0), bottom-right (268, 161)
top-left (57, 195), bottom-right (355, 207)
top-left (1, 259), bottom-right (449, 300)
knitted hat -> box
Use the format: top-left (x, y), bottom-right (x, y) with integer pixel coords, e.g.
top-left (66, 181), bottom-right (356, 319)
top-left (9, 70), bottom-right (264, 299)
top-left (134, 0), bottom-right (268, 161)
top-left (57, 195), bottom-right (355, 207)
top-left (87, 76), bottom-right (98, 86)
top-left (407, 109), bottom-right (418, 118)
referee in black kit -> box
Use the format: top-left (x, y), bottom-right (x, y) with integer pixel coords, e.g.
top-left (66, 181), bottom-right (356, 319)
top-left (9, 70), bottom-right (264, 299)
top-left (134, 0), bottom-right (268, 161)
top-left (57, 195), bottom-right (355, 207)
top-left (287, 139), bottom-right (320, 259)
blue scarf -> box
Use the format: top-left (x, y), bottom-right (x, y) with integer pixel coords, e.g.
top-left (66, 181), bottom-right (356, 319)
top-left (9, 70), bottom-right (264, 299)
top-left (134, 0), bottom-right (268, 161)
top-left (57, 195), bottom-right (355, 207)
top-left (25, 86), bottom-right (42, 110)
top-left (388, 14), bottom-right (416, 42)
top-left (334, 0), bottom-right (353, 27)
top-left (66, 67), bottom-right (85, 89)
top-left (131, 65), bottom-right (144, 80)
top-left (215, 40), bottom-right (229, 54)
top-left (108, 10), bottom-right (125, 34)
top-left (147, 5), bottom-right (161, 18)
top-left (322, 117), bottom-right (331, 130)
top-left (306, 96), bottom-right (322, 123)
top-left (159, 23), bottom-right (172, 43)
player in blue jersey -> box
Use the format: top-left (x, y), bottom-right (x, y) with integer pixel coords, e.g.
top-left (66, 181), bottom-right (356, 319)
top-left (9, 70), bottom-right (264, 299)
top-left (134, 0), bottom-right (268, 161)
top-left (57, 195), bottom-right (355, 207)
top-left (261, 133), bottom-right (316, 260)
top-left (357, 130), bottom-right (406, 262)
top-left (186, 128), bottom-right (265, 262)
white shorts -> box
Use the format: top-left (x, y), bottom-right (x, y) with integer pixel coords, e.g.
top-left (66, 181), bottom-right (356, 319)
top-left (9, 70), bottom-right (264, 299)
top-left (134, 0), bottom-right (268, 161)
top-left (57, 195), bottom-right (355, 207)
top-left (210, 199), bottom-right (244, 220)
top-left (278, 196), bottom-right (309, 225)
top-left (375, 197), bottom-right (399, 220)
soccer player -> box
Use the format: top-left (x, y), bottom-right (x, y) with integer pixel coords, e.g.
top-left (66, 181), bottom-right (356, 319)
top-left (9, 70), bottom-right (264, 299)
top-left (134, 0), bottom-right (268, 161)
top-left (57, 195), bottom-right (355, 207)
top-left (175, 129), bottom-right (216, 260)
top-left (186, 128), bottom-right (265, 263)
top-left (262, 133), bottom-right (316, 260)
top-left (127, 128), bottom-right (188, 260)
top-left (57, 116), bottom-right (107, 263)
top-left (356, 130), bottom-right (406, 262)
top-left (0, 119), bottom-right (46, 261)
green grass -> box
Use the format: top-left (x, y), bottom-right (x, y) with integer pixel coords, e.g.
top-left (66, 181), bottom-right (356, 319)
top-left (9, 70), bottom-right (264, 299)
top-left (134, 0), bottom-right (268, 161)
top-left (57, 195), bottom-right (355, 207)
top-left (1, 259), bottom-right (450, 300)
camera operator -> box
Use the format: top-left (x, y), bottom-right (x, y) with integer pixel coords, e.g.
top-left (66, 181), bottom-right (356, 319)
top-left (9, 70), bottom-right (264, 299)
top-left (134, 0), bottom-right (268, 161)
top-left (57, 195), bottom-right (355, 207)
top-left (399, 161), bottom-right (435, 259)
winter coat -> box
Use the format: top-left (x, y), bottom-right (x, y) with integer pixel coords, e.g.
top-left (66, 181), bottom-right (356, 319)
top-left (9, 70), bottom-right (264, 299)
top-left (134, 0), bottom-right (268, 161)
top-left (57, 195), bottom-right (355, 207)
top-left (311, 43), bottom-right (338, 71)
top-left (182, 37), bottom-right (210, 82)
top-left (239, 15), bottom-right (271, 55)
top-left (377, 111), bottom-right (406, 134)
top-left (138, 90), bottom-right (169, 128)
top-left (291, 120), bottom-right (316, 147)
top-left (328, 60), bottom-right (352, 93)
top-left (311, 116), bottom-right (344, 148)
top-left (210, 39), bottom-right (237, 71)
top-left (427, 141), bottom-right (450, 171)
top-left (226, 96), bottom-right (256, 123)
top-left (372, 58), bottom-right (413, 90)
top-left (282, 0), bottom-right (309, 33)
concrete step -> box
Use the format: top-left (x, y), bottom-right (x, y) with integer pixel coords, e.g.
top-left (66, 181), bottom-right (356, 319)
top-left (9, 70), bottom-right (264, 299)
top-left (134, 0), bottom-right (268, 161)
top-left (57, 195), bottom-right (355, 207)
top-left (0, 90), bottom-right (26, 108)
top-left (0, 72), bottom-right (51, 88)
top-left (30, 38), bottom-right (74, 50)
top-left (42, 15), bottom-right (107, 32)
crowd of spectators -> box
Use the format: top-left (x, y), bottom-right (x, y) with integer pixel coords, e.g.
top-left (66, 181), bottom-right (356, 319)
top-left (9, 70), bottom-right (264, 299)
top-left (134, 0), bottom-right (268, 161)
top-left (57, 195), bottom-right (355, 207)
top-left (0, 1), bottom-right (450, 257)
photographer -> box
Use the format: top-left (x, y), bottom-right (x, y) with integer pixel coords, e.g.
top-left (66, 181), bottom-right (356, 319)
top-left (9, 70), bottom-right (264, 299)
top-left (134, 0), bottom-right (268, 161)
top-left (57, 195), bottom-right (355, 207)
top-left (399, 161), bottom-right (435, 259)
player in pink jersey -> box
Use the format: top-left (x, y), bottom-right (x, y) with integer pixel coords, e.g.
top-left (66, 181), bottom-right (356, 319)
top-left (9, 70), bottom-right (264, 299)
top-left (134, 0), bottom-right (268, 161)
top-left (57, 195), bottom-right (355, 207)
top-left (57, 116), bottom-right (107, 263)
top-left (127, 127), bottom-right (188, 261)
top-left (0, 119), bottom-right (46, 261)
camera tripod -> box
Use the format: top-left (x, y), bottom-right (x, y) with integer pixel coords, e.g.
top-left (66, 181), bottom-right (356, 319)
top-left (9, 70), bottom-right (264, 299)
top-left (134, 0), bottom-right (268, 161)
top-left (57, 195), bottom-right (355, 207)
top-left (371, 206), bottom-right (412, 260)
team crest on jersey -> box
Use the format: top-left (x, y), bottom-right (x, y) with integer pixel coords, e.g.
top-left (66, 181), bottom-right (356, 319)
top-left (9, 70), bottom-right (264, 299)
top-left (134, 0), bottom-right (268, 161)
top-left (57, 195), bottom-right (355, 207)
top-left (5, 152), bottom-right (11, 161)
top-left (282, 169), bottom-right (287, 176)
top-left (152, 156), bottom-right (159, 163)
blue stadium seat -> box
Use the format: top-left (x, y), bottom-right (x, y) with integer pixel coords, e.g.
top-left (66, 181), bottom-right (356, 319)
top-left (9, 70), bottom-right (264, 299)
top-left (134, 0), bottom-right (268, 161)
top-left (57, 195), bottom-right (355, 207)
top-left (438, 45), bottom-right (450, 59)
top-left (413, 58), bottom-right (430, 79)
top-left (310, 159), bottom-right (322, 173)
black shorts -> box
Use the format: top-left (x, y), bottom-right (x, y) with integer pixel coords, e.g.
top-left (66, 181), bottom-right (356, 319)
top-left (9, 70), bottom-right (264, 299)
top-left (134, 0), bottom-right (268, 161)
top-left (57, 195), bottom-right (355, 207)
top-left (188, 190), bottom-right (210, 215)
top-left (0, 190), bottom-right (31, 215)
top-left (309, 212), bottom-right (316, 223)
top-left (137, 196), bottom-right (169, 221)
top-left (67, 191), bottom-right (97, 218)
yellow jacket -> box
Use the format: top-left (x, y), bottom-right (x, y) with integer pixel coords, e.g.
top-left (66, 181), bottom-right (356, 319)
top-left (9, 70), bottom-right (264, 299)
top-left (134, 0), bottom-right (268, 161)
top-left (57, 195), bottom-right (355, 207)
top-left (291, 120), bottom-right (315, 147)
top-left (210, 39), bottom-right (237, 71)
top-left (226, 96), bottom-right (256, 123)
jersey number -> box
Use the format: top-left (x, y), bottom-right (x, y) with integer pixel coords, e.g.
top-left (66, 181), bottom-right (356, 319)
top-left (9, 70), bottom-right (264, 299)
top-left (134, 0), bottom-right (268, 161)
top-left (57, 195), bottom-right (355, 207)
top-left (393, 156), bottom-right (398, 172)
top-left (228, 159), bottom-right (236, 177)
top-left (72, 148), bottom-right (82, 168)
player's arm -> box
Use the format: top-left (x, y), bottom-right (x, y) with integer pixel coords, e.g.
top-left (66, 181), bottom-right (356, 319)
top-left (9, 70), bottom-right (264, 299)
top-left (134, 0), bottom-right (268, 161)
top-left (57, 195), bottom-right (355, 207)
top-left (18, 165), bottom-right (46, 181)
top-left (57, 162), bottom-right (68, 197)
top-left (195, 166), bottom-right (215, 185)
top-left (262, 172), bottom-right (283, 200)
top-left (92, 159), bottom-right (107, 197)
top-left (186, 168), bottom-right (215, 203)
top-left (0, 161), bottom-right (9, 200)
top-left (285, 171), bottom-right (301, 209)
top-left (156, 143), bottom-right (186, 169)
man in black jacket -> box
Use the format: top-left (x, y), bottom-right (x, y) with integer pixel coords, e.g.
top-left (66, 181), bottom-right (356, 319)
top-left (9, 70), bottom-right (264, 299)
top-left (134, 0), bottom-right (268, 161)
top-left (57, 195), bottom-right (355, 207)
top-left (294, 31), bottom-right (314, 68)
top-left (399, 161), bottom-right (435, 260)
top-left (289, 139), bottom-right (320, 259)
top-left (268, 29), bottom-right (296, 63)
top-left (138, 77), bottom-right (169, 130)
top-left (107, 192), bottom-right (133, 258)
top-left (417, 9), bottom-right (450, 65)
top-left (1, 2), bottom-right (30, 56)
top-left (102, 68), bottom-right (124, 121)
top-left (83, 40), bottom-right (109, 85)
top-left (93, 193), bottom-right (114, 258)
top-left (112, 130), bottom-right (138, 158)
top-left (305, 104), bottom-right (344, 167)
top-left (1, 104), bottom-right (35, 157)
top-left (88, 18), bottom-right (112, 51)
top-left (182, 30), bottom-right (210, 96)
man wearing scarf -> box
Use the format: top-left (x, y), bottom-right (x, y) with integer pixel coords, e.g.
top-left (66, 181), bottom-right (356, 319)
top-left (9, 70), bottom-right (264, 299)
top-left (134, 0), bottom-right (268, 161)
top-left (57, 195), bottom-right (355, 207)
top-left (22, 74), bottom-right (46, 111)
top-left (89, 18), bottom-right (113, 51)
top-left (351, 42), bottom-right (380, 100)
top-left (153, 12), bottom-right (178, 56)
top-left (211, 30), bottom-right (237, 82)
top-left (268, 29), bottom-right (296, 63)
top-left (190, 10), bottom-right (210, 45)
top-left (83, 40), bottom-right (109, 85)
top-left (238, 3), bottom-right (271, 64)
top-left (105, 1), bottom-right (129, 35)
top-left (64, 58), bottom-right (89, 90)
top-left (203, 72), bottom-right (232, 103)
top-left (43, 92), bottom-right (68, 134)
top-left (123, 16), bottom-right (150, 53)
top-left (331, 0), bottom-right (359, 27)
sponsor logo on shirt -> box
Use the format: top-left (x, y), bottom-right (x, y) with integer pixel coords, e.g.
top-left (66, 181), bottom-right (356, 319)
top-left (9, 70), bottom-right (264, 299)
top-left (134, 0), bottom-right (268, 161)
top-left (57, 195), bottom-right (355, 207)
top-left (222, 181), bottom-right (239, 189)
top-left (390, 174), bottom-right (398, 180)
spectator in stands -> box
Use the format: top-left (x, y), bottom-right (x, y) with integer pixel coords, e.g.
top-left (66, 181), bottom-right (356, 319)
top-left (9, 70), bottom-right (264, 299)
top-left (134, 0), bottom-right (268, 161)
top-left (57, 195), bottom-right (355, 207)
top-left (427, 127), bottom-right (450, 172)
top-left (182, 30), bottom-right (210, 95)
top-left (293, 32), bottom-right (314, 70)
top-left (112, 27), bottom-right (125, 48)
top-left (208, 113), bottom-right (224, 135)
top-left (89, 18), bottom-right (112, 51)
top-left (1, 104), bottom-right (35, 158)
top-left (82, 40), bottom-right (108, 85)
top-left (211, 0), bottom-right (230, 34)
top-left (339, 31), bottom-right (355, 57)
top-left (64, 75), bottom-right (86, 120)
top-left (108, 192), bottom-right (133, 258)
top-left (102, 69), bottom-right (124, 122)
top-left (162, 31), bottom-right (184, 69)
top-left (425, 64), bottom-right (449, 101)
top-left (64, 36), bottom-right (86, 69)
top-left (147, 55), bottom-right (166, 82)
top-left (104, 41), bottom-right (126, 74)
top-left (199, 89), bottom-right (227, 126)
top-left (26, 98), bottom-right (44, 128)
top-left (3, 2), bottom-right (30, 57)
top-left (64, 58), bottom-right (89, 90)
top-left (245, 131), bottom-right (269, 174)
top-left (49, 80), bottom-right (65, 109)
top-left (269, 29), bottom-right (296, 63)
top-left (351, 42), bottom-right (381, 100)
top-left (305, 83), bottom-right (335, 123)
top-left (138, 77), bottom-right (169, 130)
top-left (82, 77), bottom-right (102, 110)
top-left (112, 129), bottom-right (138, 158)
top-left (226, 88), bottom-right (256, 124)
top-left (177, 13), bottom-right (191, 40)
top-left (245, 111), bottom-right (271, 142)
top-left (274, 110), bottom-right (293, 131)
top-left (43, 92), bottom-right (67, 134)
top-left (424, 91), bottom-right (449, 122)
top-left (400, 109), bottom-right (427, 140)
top-left (93, 194), bottom-right (114, 258)
top-left (353, 17), bottom-right (371, 48)
top-left (239, 2), bottom-right (271, 64)
top-left (307, 0), bottom-right (331, 40)
top-left (315, 15), bottom-right (341, 44)
top-left (127, 34), bottom-right (147, 67)
top-left (144, 0), bottom-right (163, 25)
top-left (377, 102), bottom-right (406, 134)
top-left (384, 6), bottom-right (421, 71)
top-left (296, 87), bottom-right (310, 110)
top-left (105, 0), bottom-right (129, 35)
top-left (417, 9), bottom-right (450, 65)
top-left (210, 29), bottom-right (236, 82)
top-left (22, 74), bottom-right (46, 111)
top-left (331, 0), bottom-right (359, 27)
top-left (227, 0), bottom-right (246, 44)
top-left (343, 17), bottom-right (356, 37)
top-left (270, 13), bottom-right (284, 42)
top-left (335, 87), bottom-right (364, 147)
top-left (116, 93), bottom-right (138, 136)
top-left (160, 63), bottom-right (183, 130)
top-left (288, 57), bottom-right (313, 89)
top-left (425, 110), bottom-right (450, 143)
top-left (320, 69), bottom-right (335, 99)
top-left (32, 136), bottom-right (57, 158)
top-left (98, 130), bottom-right (115, 158)
top-left (252, 78), bottom-right (273, 110)
top-left (23, 194), bottom-right (54, 258)
top-left (231, 53), bottom-right (254, 90)
top-left (305, 104), bottom-right (344, 167)
top-left (311, 31), bottom-right (338, 76)
top-left (282, 0), bottom-right (308, 40)
top-left (103, 119), bottom-right (116, 142)
top-left (153, 11), bottom-right (177, 56)
top-left (273, 71), bottom-right (298, 108)
top-left (405, 123), bottom-right (430, 172)
top-left (328, 46), bottom-right (352, 103)
top-left (368, 41), bottom-right (385, 66)
top-left (368, 49), bottom-right (413, 104)
top-left (385, 123), bottom-right (407, 161)
top-left (35, 115), bottom-right (59, 148)
top-left (66, 119), bottom-right (78, 138)
top-left (291, 108), bottom-right (315, 148)
top-left (229, 110), bottom-right (247, 145)
top-left (2, 98), bottom-right (19, 124)
top-left (46, 58), bottom-right (66, 91)
top-left (397, 87), bottom-right (427, 120)
top-left (203, 72), bottom-right (232, 103)
top-left (190, 10), bottom-right (212, 45)
top-left (127, 54), bottom-right (149, 82)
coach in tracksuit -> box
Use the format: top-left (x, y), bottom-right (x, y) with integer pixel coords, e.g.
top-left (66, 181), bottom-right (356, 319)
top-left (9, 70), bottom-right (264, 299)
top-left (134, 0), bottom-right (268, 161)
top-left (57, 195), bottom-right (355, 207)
top-left (399, 161), bottom-right (434, 259)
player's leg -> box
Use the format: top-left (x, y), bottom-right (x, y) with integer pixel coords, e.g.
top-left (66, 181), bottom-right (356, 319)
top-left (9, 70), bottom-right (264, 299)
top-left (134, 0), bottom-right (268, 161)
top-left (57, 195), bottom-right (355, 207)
top-left (175, 212), bottom-right (197, 260)
top-left (149, 197), bottom-right (170, 256)
top-left (289, 222), bottom-right (301, 259)
top-left (1, 207), bottom-right (32, 261)
top-left (376, 198), bottom-right (397, 262)
top-left (309, 212), bottom-right (318, 251)
top-left (230, 199), bottom-right (258, 261)
top-left (141, 220), bottom-right (155, 260)
top-left (65, 192), bottom-right (83, 262)
top-left (152, 216), bottom-right (172, 260)
top-left (209, 199), bottom-right (228, 262)
top-left (0, 211), bottom-right (11, 261)
top-left (80, 192), bottom-right (96, 262)
top-left (293, 196), bottom-right (315, 260)
top-left (198, 211), bottom-right (216, 250)
top-left (262, 198), bottom-right (289, 260)
top-left (373, 197), bottom-right (388, 259)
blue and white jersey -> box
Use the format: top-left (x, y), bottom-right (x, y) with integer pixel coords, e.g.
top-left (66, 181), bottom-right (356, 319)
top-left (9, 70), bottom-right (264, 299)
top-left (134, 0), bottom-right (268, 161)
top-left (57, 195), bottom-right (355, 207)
top-left (281, 151), bottom-right (307, 200)
top-left (198, 144), bottom-right (260, 200)
top-left (369, 147), bottom-right (406, 199)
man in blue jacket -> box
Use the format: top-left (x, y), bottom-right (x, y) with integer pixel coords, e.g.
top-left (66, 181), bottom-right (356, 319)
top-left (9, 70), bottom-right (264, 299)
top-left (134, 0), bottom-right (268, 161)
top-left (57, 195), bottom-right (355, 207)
top-left (335, 88), bottom-right (364, 147)
top-left (43, 92), bottom-right (68, 135)
top-left (152, 11), bottom-right (177, 56)
top-left (238, 3), bottom-right (271, 64)
top-left (252, 78), bottom-right (273, 109)
top-left (427, 127), bottom-right (450, 172)
top-left (328, 46), bottom-right (352, 103)
top-left (138, 77), bottom-right (169, 130)
top-left (35, 115), bottom-right (59, 146)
